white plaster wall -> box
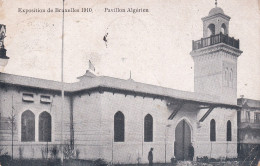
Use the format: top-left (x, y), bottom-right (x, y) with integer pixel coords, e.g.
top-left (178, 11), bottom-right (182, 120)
top-left (196, 107), bottom-right (238, 159)
top-left (99, 92), bottom-right (172, 164)
top-left (193, 50), bottom-right (238, 105)
top-left (96, 92), bottom-right (238, 163)
top-left (73, 92), bottom-right (103, 160)
top-left (0, 87), bottom-right (238, 162)
top-left (193, 53), bottom-right (223, 99)
top-left (0, 86), bottom-right (71, 159)
top-left (221, 53), bottom-right (238, 104)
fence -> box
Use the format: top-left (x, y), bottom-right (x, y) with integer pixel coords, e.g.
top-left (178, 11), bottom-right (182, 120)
top-left (192, 33), bottom-right (239, 51)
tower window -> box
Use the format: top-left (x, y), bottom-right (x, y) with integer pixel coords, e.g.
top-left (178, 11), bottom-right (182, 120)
top-left (144, 114), bottom-right (153, 142)
top-left (226, 120), bottom-right (232, 141)
top-left (207, 24), bottom-right (215, 37)
top-left (21, 110), bottom-right (35, 142)
top-left (221, 23), bottom-right (227, 34)
top-left (114, 111), bottom-right (125, 142)
top-left (210, 119), bottom-right (216, 141)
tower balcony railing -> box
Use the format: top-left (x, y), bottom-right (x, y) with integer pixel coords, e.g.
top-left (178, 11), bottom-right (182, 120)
top-left (192, 33), bottom-right (240, 51)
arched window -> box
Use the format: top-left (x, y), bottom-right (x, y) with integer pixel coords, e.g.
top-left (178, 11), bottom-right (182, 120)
top-left (21, 110), bottom-right (35, 142)
top-left (224, 68), bottom-right (229, 86)
top-left (144, 114), bottom-right (153, 142)
top-left (39, 111), bottom-right (52, 142)
top-left (221, 23), bottom-right (227, 34)
top-left (227, 120), bottom-right (232, 141)
top-left (207, 24), bottom-right (215, 37)
top-left (114, 111), bottom-right (125, 142)
top-left (225, 68), bottom-right (229, 81)
top-left (210, 119), bottom-right (216, 141)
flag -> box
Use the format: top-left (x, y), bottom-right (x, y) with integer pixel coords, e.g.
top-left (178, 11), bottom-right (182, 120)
top-left (89, 60), bottom-right (95, 72)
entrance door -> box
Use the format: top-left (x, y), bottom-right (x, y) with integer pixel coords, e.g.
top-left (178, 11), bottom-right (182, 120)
top-left (174, 120), bottom-right (191, 160)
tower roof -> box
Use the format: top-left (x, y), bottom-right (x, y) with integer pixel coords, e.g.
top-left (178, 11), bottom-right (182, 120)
top-left (202, 6), bottom-right (230, 21)
top-left (208, 7), bottom-right (224, 16)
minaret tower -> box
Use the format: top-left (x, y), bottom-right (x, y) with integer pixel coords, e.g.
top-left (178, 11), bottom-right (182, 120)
top-left (190, 1), bottom-right (242, 104)
top-left (0, 24), bottom-right (9, 72)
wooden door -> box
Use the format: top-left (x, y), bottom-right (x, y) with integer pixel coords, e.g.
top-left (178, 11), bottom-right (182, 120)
top-left (174, 120), bottom-right (191, 160)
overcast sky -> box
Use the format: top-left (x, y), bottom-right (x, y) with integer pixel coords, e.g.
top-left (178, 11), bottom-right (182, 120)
top-left (1, 0), bottom-right (260, 100)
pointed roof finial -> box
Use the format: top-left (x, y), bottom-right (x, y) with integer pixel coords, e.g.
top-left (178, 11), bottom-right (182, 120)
top-left (127, 70), bottom-right (134, 81)
top-left (215, 0), bottom-right (217, 7)
top-left (88, 60), bottom-right (95, 72)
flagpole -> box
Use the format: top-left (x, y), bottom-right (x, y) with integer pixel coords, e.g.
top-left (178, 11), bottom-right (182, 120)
top-left (11, 95), bottom-right (14, 160)
top-left (61, 0), bottom-right (65, 165)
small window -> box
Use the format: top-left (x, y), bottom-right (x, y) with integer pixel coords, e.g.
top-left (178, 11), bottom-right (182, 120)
top-left (40, 95), bottom-right (52, 104)
top-left (227, 120), bottom-right (232, 141)
top-left (210, 119), bottom-right (216, 141)
top-left (22, 93), bottom-right (34, 102)
top-left (144, 114), bottom-right (153, 142)
top-left (114, 111), bottom-right (125, 142)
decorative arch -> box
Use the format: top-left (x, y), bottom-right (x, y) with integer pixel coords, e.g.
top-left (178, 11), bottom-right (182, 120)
top-left (39, 111), bottom-right (52, 142)
top-left (229, 69), bottom-right (233, 87)
top-left (174, 119), bottom-right (192, 160)
top-left (21, 110), bottom-right (35, 142)
top-left (227, 120), bottom-right (232, 141)
top-left (225, 68), bottom-right (229, 80)
top-left (210, 119), bottom-right (216, 141)
top-left (144, 114), bottom-right (153, 142)
top-left (114, 111), bottom-right (125, 142)
top-left (175, 117), bottom-right (193, 139)
top-left (224, 68), bottom-right (229, 86)
top-left (207, 24), bottom-right (215, 36)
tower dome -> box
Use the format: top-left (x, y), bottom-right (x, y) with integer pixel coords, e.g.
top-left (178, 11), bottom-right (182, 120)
top-left (208, 7), bottom-right (224, 16)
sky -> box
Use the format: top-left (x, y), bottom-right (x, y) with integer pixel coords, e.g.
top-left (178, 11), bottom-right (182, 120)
top-left (1, 0), bottom-right (260, 100)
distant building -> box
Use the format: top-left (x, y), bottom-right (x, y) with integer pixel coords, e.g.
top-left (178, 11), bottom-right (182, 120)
top-left (237, 98), bottom-right (260, 159)
top-left (0, 4), bottom-right (244, 164)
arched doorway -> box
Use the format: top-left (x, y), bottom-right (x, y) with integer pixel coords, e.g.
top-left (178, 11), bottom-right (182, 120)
top-left (174, 120), bottom-right (191, 160)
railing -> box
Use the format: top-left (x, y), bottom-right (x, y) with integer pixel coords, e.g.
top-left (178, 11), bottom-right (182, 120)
top-left (240, 119), bottom-right (260, 123)
top-left (192, 33), bottom-right (240, 50)
top-left (239, 119), bottom-right (260, 129)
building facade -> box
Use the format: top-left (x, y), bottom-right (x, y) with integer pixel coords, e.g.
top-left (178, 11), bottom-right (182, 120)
top-left (0, 5), bottom-right (244, 164)
top-left (237, 98), bottom-right (260, 159)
